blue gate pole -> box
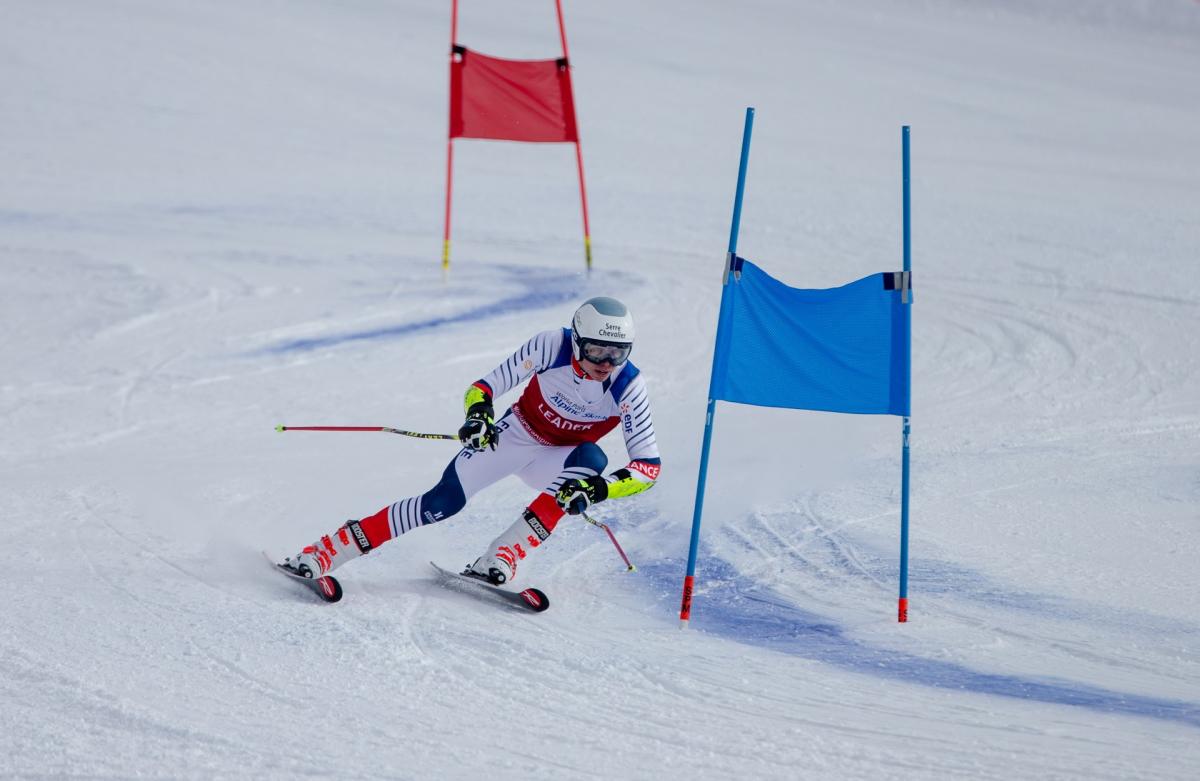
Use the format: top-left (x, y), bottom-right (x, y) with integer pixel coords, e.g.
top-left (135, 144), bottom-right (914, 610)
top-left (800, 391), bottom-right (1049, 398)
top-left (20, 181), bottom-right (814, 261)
top-left (898, 125), bottom-right (912, 623)
top-left (680, 106), bottom-right (755, 628)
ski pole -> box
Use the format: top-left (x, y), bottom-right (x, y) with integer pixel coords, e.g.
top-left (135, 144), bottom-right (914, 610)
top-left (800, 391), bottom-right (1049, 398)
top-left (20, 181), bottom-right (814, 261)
top-left (275, 425), bottom-right (457, 441)
top-left (581, 511), bottom-right (636, 572)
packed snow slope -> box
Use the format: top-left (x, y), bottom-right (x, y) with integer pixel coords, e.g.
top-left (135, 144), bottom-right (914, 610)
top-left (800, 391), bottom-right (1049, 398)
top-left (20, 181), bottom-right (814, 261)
top-left (3, 1), bottom-right (1199, 778)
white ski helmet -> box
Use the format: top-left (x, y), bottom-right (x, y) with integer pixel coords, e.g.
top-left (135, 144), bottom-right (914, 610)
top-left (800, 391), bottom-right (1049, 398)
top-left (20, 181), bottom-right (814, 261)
top-left (571, 296), bottom-right (635, 366)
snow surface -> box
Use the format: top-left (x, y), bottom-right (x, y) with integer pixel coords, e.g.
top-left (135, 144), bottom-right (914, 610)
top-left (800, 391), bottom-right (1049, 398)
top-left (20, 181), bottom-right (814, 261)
top-left (3, 0), bottom-right (1199, 778)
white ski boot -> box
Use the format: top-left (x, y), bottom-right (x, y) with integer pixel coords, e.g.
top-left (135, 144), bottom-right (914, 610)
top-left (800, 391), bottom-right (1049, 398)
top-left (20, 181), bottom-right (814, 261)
top-left (283, 521), bottom-right (369, 579)
top-left (468, 508), bottom-right (551, 585)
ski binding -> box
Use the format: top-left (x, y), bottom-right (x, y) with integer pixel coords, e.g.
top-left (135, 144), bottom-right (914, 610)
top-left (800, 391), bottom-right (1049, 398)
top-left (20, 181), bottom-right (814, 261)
top-left (264, 551), bottom-right (343, 603)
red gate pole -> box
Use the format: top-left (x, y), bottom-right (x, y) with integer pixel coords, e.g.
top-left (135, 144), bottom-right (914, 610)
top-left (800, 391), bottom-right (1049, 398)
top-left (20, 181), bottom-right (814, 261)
top-left (574, 140), bottom-right (593, 271)
top-left (442, 0), bottom-right (461, 273)
top-left (555, 0), bottom-right (592, 270)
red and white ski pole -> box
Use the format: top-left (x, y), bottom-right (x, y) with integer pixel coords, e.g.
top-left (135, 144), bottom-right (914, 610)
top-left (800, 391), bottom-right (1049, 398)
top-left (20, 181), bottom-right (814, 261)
top-left (581, 511), bottom-right (636, 572)
top-left (276, 425), bottom-right (457, 441)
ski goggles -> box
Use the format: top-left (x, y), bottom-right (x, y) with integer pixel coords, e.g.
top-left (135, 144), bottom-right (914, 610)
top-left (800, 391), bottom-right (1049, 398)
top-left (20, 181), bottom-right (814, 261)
top-left (578, 339), bottom-right (631, 366)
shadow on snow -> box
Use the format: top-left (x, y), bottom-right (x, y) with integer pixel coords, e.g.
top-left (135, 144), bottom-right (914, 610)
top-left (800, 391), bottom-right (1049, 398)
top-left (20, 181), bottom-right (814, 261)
top-left (639, 557), bottom-right (1200, 729)
top-left (256, 265), bottom-right (589, 355)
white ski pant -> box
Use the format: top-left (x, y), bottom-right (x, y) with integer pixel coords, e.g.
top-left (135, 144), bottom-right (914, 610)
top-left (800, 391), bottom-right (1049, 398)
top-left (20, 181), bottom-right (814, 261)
top-left (384, 411), bottom-right (608, 539)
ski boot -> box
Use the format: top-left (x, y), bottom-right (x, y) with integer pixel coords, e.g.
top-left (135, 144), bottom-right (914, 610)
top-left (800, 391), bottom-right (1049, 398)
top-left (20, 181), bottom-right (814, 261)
top-left (282, 520), bottom-right (371, 579)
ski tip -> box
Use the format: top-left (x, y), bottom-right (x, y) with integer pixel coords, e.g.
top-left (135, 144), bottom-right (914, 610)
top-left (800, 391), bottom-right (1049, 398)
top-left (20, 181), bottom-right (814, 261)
top-left (275, 424), bottom-right (285, 432)
top-left (317, 575), bottom-right (343, 603)
top-left (519, 588), bottom-right (550, 613)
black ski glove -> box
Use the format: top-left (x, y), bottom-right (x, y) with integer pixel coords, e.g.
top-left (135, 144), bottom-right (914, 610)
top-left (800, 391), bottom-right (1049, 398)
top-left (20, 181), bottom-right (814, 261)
top-left (458, 401), bottom-right (499, 451)
top-left (556, 475), bottom-right (608, 515)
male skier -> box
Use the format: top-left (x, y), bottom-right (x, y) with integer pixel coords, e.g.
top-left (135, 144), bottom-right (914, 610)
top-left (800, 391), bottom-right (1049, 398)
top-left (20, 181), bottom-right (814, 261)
top-left (281, 297), bottom-right (661, 586)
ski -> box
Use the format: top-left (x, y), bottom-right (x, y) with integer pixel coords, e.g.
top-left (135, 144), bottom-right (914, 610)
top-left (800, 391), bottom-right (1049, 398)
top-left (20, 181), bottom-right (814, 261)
top-left (430, 562), bottom-right (549, 613)
top-left (263, 551), bottom-right (343, 603)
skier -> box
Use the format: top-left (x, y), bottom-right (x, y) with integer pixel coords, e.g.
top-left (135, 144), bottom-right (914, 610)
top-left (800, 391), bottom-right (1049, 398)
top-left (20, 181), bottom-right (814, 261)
top-left (281, 296), bottom-right (661, 587)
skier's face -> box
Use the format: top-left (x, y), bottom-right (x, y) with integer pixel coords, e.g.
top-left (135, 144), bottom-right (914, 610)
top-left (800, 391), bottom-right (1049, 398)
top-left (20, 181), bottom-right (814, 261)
top-left (579, 358), bottom-right (614, 381)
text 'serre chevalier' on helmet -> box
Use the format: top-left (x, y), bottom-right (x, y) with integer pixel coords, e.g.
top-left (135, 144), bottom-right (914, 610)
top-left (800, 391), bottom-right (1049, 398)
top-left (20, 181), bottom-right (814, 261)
top-left (571, 297), bottom-right (635, 366)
